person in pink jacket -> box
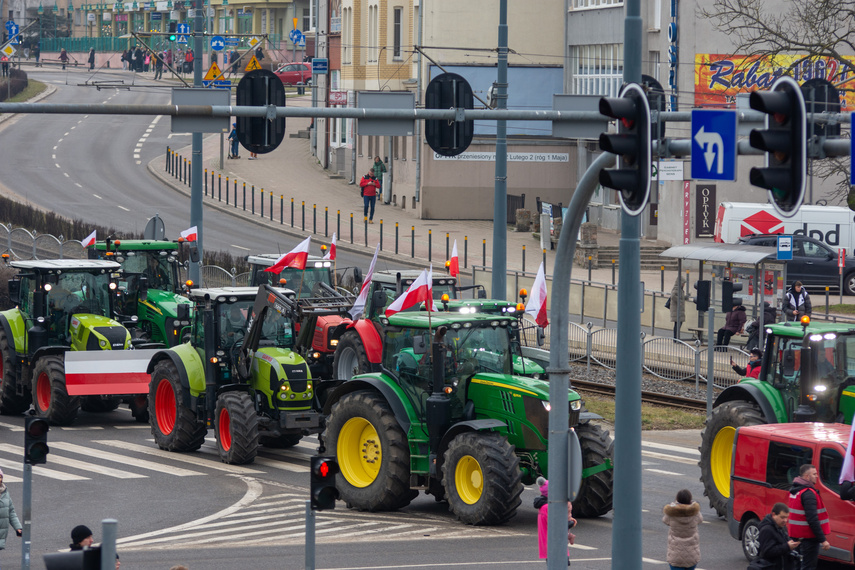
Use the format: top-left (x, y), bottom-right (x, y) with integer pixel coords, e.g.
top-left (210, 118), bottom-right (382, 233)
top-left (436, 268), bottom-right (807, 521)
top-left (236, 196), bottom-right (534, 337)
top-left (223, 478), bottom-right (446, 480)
top-left (536, 477), bottom-right (576, 562)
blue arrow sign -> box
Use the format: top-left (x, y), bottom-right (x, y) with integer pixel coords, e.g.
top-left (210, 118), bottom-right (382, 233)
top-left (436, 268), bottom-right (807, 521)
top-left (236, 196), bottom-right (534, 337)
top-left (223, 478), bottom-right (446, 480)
top-left (4, 21), bottom-right (16, 31)
top-left (177, 23), bottom-right (190, 34)
top-left (289, 29), bottom-right (303, 43)
top-left (691, 109), bottom-right (737, 181)
top-left (211, 35), bottom-right (225, 51)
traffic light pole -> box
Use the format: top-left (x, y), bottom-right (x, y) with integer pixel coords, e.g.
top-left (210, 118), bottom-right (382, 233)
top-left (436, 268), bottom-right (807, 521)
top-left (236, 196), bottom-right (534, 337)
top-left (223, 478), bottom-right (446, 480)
top-left (189, 0), bottom-right (204, 284)
top-left (305, 500), bottom-right (316, 570)
top-left (20, 463), bottom-right (32, 569)
top-left (490, 0), bottom-right (508, 300)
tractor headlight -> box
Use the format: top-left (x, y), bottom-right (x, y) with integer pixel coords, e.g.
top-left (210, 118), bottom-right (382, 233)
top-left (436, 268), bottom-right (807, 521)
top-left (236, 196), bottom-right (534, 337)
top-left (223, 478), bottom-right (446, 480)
top-left (570, 400), bottom-right (582, 411)
top-left (542, 401), bottom-right (551, 412)
top-left (531, 373), bottom-right (541, 380)
top-left (814, 385), bottom-right (828, 393)
top-left (99, 339), bottom-right (107, 348)
top-left (330, 339), bottom-right (339, 347)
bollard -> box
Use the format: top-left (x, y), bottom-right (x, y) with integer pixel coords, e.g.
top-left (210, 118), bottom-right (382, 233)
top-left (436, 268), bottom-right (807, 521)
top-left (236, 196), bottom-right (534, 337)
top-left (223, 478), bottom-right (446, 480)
top-left (243, 183), bottom-right (246, 210)
top-left (543, 248), bottom-right (546, 270)
top-left (261, 188), bottom-right (264, 217)
top-left (325, 207), bottom-right (329, 236)
top-left (379, 220), bottom-right (383, 250)
top-left (429, 229), bottom-right (432, 262)
top-left (251, 185), bottom-right (255, 214)
top-left (364, 217), bottom-right (368, 246)
top-left (446, 233), bottom-right (450, 261)
top-left (350, 214), bottom-right (354, 244)
top-left (188, 161), bottom-right (191, 186)
top-left (411, 226), bottom-right (415, 258)
top-left (661, 266), bottom-right (665, 291)
top-left (395, 222), bottom-right (399, 254)
top-left (826, 286), bottom-right (830, 317)
top-left (280, 195), bottom-right (284, 224)
top-left (522, 245), bottom-right (526, 273)
top-left (234, 179), bottom-right (237, 207)
top-left (613, 260), bottom-right (617, 285)
top-left (204, 168), bottom-right (208, 196)
top-left (483, 239), bottom-right (486, 266)
top-left (166, 146), bottom-right (170, 172)
top-left (337, 210), bottom-right (341, 241)
top-left (218, 174), bottom-right (222, 201)
top-left (588, 256), bottom-right (592, 282)
top-left (211, 171), bottom-right (215, 197)
top-left (225, 176), bottom-right (229, 205)
top-left (184, 158), bottom-right (187, 183)
top-left (464, 236), bottom-right (468, 268)
top-left (302, 201), bottom-right (306, 231)
top-left (269, 192), bottom-right (273, 221)
top-left (291, 198), bottom-right (295, 227)
top-left (313, 204), bottom-right (317, 233)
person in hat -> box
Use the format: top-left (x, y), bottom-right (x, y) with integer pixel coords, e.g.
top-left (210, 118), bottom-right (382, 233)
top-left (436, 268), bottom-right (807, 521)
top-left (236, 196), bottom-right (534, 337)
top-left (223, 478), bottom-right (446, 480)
top-left (228, 122), bottom-right (240, 159)
top-left (69, 524), bottom-right (93, 550)
top-left (535, 476), bottom-right (576, 562)
top-left (88, 47), bottom-right (96, 71)
top-left (662, 489), bottom-right (702, 570)
top-left (732, 348), bottom-right (763, 379)
top-left (0, 468), bottom-right (23, 556)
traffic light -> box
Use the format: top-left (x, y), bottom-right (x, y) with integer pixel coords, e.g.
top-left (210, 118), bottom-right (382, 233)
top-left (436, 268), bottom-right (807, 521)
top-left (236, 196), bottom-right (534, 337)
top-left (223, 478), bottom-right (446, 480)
top-left (168, 21), bottom-right (177, 41)
top-left (748, 76), bottom-right (806, 218)
top-left (598, 83), bottom-right (651, 216)
top-left (425, 72), bottom-right (474, 157)
top-left (722, 280), bottom-right (744, 313)
top-left (694, 280), bottom-right (711, 312)
top-left (310, 455), bottom-right (339, 510)
top-left (24, 416), bottom-right (49, 465)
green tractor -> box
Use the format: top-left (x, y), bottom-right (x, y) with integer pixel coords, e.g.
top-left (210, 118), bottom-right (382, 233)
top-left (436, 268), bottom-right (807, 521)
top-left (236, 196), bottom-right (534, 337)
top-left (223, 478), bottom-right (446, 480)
top-left (0, 260), bottom-right (138, 425)
top-left (699, 319), bottom-right (855, 516)
top-left (323, 310), bottom-right (614, 525)
top-left (91, 239), bottom-right (193, 347)
top-left (146, 285), bottom-right (351, 464)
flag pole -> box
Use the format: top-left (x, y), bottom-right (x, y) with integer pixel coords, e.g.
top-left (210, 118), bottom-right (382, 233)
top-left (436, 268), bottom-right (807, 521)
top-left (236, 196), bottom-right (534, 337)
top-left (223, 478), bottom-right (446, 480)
top-left (298, 270), bottom-right (306, 300)
top-left (334, 259), bottom-right (337, 290)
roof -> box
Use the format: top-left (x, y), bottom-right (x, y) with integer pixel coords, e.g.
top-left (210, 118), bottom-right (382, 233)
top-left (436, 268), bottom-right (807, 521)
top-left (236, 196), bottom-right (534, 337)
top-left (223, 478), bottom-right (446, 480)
top-left (188, 286), bottom-right (294, 300)
top-left (385, 310), bottom-right (518, 328)
top-left (659, 243), bottom-right (780, 265)
top-left (95, 240), bottom-right (179, 251)
top-left (767, 321), bottom-right (855, 338)
top-left (247, 254), bottom-right (326, 267)
top-left (10, 259), bottom-right (121, 271)
top-left (373, 270), bottom-right (457, 285)
top-left (738, 422), bottom-right (850, 446)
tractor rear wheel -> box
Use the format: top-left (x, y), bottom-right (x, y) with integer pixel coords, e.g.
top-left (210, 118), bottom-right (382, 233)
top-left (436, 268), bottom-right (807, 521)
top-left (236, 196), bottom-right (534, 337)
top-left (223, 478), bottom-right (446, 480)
top-left (572, 423), bottom-right (614, 518)
top-left (260, 433), bottom-right (303, 448)
top-left (215, 391), bottom-right (259, 465)
top-left (333, 332), bottom-right (370, 381)
top-left (699, 400), bottom-right (766, 517)
top-left (81, 396), bottom-right (121, 413)
top-left (32, 356), bottom-right (79, 426)
top-left (442, 431), bottom-right (523, 525)
top-left (0, 328), bottom-right (29, 415)
top-left (324, 390), bottom-right (415, 511)
top-left (148, 360), bottom-right (206, 452)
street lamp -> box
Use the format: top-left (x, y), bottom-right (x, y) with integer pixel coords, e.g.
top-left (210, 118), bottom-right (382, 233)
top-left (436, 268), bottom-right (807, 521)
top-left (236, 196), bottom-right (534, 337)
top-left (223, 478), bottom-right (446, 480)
top-left (38, 3), bottom-right (44, 14)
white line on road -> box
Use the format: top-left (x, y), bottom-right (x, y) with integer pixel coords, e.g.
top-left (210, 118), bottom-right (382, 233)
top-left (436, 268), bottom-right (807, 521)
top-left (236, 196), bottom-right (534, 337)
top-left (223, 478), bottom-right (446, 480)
top-left (641, 450), bottom-right (698, 465)
top-left (53, 146), bottom-right (58, 150)
top-left (93, 194), bottom-right (102, 199)
top-left (63, 173), bottom-right (69, 178)
top-left (641, 440), bottom-right (700, 456)
top-left (117, 205), bottom-right (130, 211)
top-left (55, 163), bottom-right (60, 168)
top-left (0, 421), bottom-right (23, 432)
top-left (64, 132), bottom-right (69, 136)
top-left (59, 426), bottom-right (104, 431)
top-left (0, 443), bottom-right (144, 479)
top-left (230, 244), bottom-right (251, 250)
top-left (95, 440), bottom-right (265, 475)
top-left (645, 468), bottom-right (683, 476)
top-left (0, 457), bottom-right (89, 481)
top-left (52, 154), bottom-right (56, 159)
top-left (250, 455), bottom-right (309, 473)
top-left (51, 442), bottom-right (203, 476)
top-left (75, 183), bottom-right (82, 188)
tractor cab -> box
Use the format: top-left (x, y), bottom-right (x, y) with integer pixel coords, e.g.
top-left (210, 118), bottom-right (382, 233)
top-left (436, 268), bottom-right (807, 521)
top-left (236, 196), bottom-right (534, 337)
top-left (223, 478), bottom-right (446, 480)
top-left (362, 271), bottom-right (458, 317)
top-left (247, 254), bottom-right (333, 296)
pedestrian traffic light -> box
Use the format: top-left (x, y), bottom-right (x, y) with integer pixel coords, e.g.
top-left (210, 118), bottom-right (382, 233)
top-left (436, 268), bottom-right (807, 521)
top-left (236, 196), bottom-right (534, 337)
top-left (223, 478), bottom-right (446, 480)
top-left (598, 83), bottom-right (651, 217)
top-left (722, 280), bottom-right (744, 313)
top-left (694, 280), bottom-right (711, 312)
top-left (24, 416), bottom-right (49, 465)
top-left (748, 75), bottom-right (806, 218)
top-left (168, 21), bottom-right (177, 41)
top-left (310, 455), bottom-right (339, 511)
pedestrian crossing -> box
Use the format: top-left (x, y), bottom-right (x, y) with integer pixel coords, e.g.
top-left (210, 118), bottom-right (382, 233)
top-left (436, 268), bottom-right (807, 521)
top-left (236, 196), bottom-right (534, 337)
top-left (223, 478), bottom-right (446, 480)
top-left (640, 439), bottom-right (701, 477)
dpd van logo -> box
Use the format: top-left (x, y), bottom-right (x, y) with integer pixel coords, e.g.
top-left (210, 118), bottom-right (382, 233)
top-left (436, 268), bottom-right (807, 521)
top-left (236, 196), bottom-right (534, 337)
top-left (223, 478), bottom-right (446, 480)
top-left (740, 211), bottom-right (785, 236)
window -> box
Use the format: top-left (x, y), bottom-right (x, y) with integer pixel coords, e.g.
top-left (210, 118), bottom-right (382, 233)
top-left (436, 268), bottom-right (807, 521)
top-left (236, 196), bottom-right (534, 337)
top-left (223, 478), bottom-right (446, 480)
top-left (820, 448), bottom-right (843, 495)
top-left (766, 441), bottom-right (813, 490)
top-left (393, 7), bottom-right (402, 58)
top-left (303, 8), bottom-right (310, 32)
top-left (342, 7), bottom-right (352, 64)
top-left (570, 0), bottom-right (624, 8)
top-left (801, 240), bottom-right (832, 259)
top-left (570, 44), bottom-right (624, 97)
top-left (368, 4), bottom-right (379, 62)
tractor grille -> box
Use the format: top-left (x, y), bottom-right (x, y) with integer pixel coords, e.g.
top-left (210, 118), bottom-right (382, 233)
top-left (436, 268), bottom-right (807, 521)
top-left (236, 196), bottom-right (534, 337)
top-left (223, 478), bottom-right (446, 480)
top-left (283, 364), bottom-right (309, 379)
top-left (500, 391), bottom-right (515, 414)
top-left (91, 327), bottom-right (127, 350)
top-left (568, 409), bottom-right (580, 427)
top-left (288, 380), bottom-right (308, 393)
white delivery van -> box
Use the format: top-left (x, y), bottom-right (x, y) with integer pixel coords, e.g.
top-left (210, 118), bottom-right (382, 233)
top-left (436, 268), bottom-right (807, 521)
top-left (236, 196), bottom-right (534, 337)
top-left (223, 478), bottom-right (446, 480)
top-left (714, 202), bottom-right (855, 254)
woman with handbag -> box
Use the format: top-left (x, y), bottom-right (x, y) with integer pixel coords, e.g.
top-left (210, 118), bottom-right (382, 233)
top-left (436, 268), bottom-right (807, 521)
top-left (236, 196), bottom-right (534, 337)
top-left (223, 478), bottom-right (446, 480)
top-left (669, 276), bottom-right (689, 340)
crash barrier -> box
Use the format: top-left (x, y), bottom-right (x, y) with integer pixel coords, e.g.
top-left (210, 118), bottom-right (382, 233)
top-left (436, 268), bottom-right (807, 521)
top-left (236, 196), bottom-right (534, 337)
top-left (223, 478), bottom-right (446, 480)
top-left (39, 35), bottom-right (285, 53)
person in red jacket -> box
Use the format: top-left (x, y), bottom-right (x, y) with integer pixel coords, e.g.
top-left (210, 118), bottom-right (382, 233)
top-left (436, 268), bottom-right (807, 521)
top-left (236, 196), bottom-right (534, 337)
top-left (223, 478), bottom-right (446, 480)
top-left (732, 348), bottom-right (763, 379)
top-left (359, 171), bottom-right (379, 223)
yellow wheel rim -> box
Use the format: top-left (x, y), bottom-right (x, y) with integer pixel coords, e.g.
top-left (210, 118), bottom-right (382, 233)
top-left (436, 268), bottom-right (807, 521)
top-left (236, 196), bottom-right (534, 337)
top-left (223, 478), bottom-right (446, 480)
top-left (455, 455), bottom-right (484, 505)
top-left (338, 417), bottom-right (381, 488)
top-left (711, 426), bottom-right (736, 498)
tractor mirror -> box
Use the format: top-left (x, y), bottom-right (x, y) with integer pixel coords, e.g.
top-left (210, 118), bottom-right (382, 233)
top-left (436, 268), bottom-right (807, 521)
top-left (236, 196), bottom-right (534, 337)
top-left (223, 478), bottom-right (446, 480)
top-left (189, 244), bottom-right (201, 263)
top-left (413, 335), bottom-right (428, 355)
top-left (176, 304), bottom-right (190, 320)
top-left (353, 267), bottom-right (363, 285)
top-left (371, 290), bottom-right (386, 315)
top-left (783, 349), bottom-right (796, 377)
top-left (536, 326), bottom-right (546, 347)
top-left (7, 279), bottom-right (20, 305)
top-left (477, 289), bottom-right (487, 299)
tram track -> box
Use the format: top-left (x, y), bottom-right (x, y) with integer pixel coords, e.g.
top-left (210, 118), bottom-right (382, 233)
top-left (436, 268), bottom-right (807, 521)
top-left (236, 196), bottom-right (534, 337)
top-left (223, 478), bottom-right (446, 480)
top-left (572, 379), bottom-right (708, 412)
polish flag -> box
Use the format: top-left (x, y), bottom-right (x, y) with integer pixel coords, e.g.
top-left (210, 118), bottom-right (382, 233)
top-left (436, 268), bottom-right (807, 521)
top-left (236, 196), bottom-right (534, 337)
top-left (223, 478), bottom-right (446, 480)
top-left (324, 233), bottom-right (337, 261)
top-left (385, 266), bottom-right (436, 317)
top-left (264, 236), bottom-right (312, 273)
top-left (448, 240), bottom-right (460, 277)
top-left (349, 244), bottom-right (379, 320)
top-left (525, 262), bottom-right (549, 328)
top-left (841, 421), bottom-right (855, 484)
top-left (179, 226), bottom-right (198, 242)
top-left (81, 230), bottom-right (97, 248)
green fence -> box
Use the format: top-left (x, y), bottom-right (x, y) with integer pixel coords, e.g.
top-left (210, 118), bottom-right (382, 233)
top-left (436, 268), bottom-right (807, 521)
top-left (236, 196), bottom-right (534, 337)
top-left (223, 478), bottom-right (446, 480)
top-left (40, 33), bottom-right (282, 53)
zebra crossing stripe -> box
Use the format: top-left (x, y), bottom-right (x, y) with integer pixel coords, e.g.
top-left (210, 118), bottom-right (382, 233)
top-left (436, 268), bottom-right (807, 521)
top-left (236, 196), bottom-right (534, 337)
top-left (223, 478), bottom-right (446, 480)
top-left (0, 421), bottom-right (23, 432)
top-left (0, 444), bottom-right (146, 479)
top-left (51, 442), bottom-right (203, 476)
top-left (0, 457), bottom-right (88, 481)
top-left (251, 455), bottom-right (309, 473)
top-left (94, 440), bottom-right (264, 475)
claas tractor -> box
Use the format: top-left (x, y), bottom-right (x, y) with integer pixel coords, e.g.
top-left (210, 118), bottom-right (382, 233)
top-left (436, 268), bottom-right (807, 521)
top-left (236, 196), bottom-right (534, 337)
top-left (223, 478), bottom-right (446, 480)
top-left (0, 260), bottom-right (141, 425)
top-left (699, 318), bottom-right (855, 516)
top-left (146, 285), bottom-right (349, 464)
top-left (323, 311), bottom-right (614, 525)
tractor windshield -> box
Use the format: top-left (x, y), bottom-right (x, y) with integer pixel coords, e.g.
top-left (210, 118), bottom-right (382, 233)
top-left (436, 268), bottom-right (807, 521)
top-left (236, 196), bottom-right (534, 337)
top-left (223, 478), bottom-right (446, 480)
top-left (219, 301), bottom-right (251, 349)
top-left (447, 325), bottom-right (513, 376)
top-left (253, 266), bottom-right (331, 297)
top-left (47, 272), bottom-right (114, 340)
top-left (119, 252), bottom-right (177, 292)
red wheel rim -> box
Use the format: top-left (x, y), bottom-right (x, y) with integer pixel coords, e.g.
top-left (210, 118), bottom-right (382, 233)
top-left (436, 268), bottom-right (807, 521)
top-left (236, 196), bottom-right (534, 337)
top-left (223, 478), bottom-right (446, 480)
top-left (218, 406), bottom-right (231, 451)
top-left (155, 379), bottom-right (176, 435)
top-left (36, 371), bottom-right (51, 412)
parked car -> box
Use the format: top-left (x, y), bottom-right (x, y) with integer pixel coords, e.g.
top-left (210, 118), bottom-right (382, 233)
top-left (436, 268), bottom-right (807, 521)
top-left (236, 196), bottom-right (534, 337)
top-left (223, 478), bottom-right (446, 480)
top-left (738, 233), bottom-right (855, 295)
top-left (274, 62), bottom-right (312, 86)
top-left (728, 423), bottom-right (855, 566)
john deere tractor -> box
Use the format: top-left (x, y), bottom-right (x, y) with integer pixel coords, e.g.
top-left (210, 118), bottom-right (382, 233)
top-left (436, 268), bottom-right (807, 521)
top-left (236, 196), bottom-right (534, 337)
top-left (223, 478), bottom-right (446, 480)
top-left (0, 260), bottom-right (135, 425)
top-left (146, 285), bottom-right (351, 464)
top-left (699, 319), bottom-right (855, 516)
top-left (323, 310), bottom-right (614, 525)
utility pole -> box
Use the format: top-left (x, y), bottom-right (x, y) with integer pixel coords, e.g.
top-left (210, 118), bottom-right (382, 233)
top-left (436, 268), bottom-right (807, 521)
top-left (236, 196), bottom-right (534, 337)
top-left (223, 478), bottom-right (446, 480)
top-left (189, 0), bottom-right (204, 283)
top-left (491, 0), bottom-right (508, 300)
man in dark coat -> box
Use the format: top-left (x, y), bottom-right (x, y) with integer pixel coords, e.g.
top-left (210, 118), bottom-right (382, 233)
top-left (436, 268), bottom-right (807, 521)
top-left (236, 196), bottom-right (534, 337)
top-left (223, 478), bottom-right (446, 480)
top-left (756, 502), bottom-right (800, 570)
top-left (783, 281), bottom-right (812, 322)
top-left (715, 300), bottom-right (746, 350)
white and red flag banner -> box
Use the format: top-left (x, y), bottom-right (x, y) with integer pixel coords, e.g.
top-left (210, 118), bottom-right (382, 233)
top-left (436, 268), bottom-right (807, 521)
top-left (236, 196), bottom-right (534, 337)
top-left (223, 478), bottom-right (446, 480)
top-left (449, 240), bottom-right (460, 277)
top-left (841, 420), bottom-right (855, 484)
top-left (349, 244), bottom-right (379, 320)
top-left (81, 230), bottom-right (97, 248)
top-left (385, 266), bottom-right (437, 317)
top-left (180, 226), bottom-right (198, 242)
top-left (525, 262), bottom-right (549, 328)
top-left (324, 233), bottom-right (337, 261)
top-left (264, 236), bottom-right (312, 273)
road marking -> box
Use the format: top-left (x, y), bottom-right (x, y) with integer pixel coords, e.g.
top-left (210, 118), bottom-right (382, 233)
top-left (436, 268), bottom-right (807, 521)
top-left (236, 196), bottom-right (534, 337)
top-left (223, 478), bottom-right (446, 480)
top-left (51, 442), bottom-right (203, 476)
top-left (95, 440), bottom-right (265, 475)
top-left (53, 145), bottom-right (58, 150)
top-left (114, 425), bottom-right (151, 430)
top-left (55, 163), bottom-right (60, 168)
top-left (58, 138), bottom-right (63, 143)
top-left (93, 194), bottom-right (102, 199)
top-left (135, 143), bottom-right (143, 148)
top-left (0, 457), bottom-right (89, 481)
top-left (569, 543), bottom-right (598, 551)
top-left (64, 132), bottom-right (69, 136)
top-left (641, 441), bottom-right (700, 456)
top-left (52, 154), bottom-right (56, 159)
top-left (63, 173), bottom-right (69, 178)
top-left (230, 244), bottom-right (251, 251)
top-left (0, 421), bottom-right (23, 432)
top-left (251, 455), bottom-right (309, 473)
top-left (641, 450), bottom-right (698, 465)
top-left (59, 426), bottom-right (104, 431)
top-left (0, 444), bottom-right (144, 479)
top-left (139, 135), bottom-right (148, 140)
top-left (167, 133), bottom-right (190, 138)
top-left (645, 468), bottom-right (683, 476)
top-left (75, 183), bottom-right (82, 188)
top-left (70, 126), bottom-right (76, 130)
top-left (118, 205), bottom-right (130, 211)
top-left (133, 154), bottom-right (140, 159)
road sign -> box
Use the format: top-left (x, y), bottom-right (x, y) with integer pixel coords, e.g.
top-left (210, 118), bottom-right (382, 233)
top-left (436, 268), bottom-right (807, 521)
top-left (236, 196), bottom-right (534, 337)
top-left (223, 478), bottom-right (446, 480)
top-left (177, 35), bottom-right (188, 44)
top-left (4, 21), bottom-right (15, 31)
top-left (298, 37), bottom-right (306, 48)
top-left (1, 44), bottom-right (15, 58)
top-left (6, 22), bottom-right (19, 45)
top-left (289, 29), bottom-right (303, 44)
top-left (224, 37), bottom-right (239, 46)
top-left (203, 80), bottom-right (232, 89)
top-left (777, 235), bottom-right (793, 261)
top-left (244, 55), bottom-right (262, 72)
top-left (691, 109), bottom-right (737, 181)
top-left (177, 23), bottom-right (190, 34)
top-left (840, 248), bottom-right (846, 269)
top-left (211, 36), bottom-right (225, 51)
top-left (204, 61), bottom-right (222, 81)
top-left (248, 37), bottom-right (260, 47)
top-left (312, 58), bottom-right (328, 75)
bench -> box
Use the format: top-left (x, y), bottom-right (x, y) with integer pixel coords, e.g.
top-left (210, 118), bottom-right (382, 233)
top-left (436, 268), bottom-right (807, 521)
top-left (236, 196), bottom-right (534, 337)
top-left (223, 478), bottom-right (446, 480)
top-left (685, 326), bottom-right (749, 347)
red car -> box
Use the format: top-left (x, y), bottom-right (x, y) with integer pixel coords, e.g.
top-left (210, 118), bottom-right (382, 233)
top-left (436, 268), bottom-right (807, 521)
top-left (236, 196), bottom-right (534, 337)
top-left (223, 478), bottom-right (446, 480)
top-left (275, 62), bottom-right (312, 86)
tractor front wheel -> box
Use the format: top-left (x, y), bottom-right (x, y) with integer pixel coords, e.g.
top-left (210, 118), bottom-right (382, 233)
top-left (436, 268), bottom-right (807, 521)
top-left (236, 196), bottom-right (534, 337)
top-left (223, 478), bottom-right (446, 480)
top-left (442, 431), bottom-right (523, 525)
top-left (324, 390), bottom-right (415, 511)
top-left (215, 391), bottom-right (259, 465)
top-left (32, 356), bottom-right (79, 426)
top-left (148, 360), bottom-right (206, 452)
top-left (572, 423), bottom-right (615, 518)
top-left (699, 400), bottom-right (766, 517)
top-left (0, 328), bottom-right (29, 415)
top-left (332, 332), bottom-right (371, 381)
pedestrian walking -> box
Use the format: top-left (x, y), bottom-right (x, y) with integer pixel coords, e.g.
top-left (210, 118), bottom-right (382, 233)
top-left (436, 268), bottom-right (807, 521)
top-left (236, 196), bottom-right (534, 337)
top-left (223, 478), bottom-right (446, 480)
top-left (69, 525), bottom-right (93, 550)
top-left (668, 275), bottom-right (689, 339)
top-left (373, 156), bottom-right (387, 197)
top-left (0, 56), bottom-right (8, 78)
top-left (88, 47), bottom-right (95, 71)
top-left (662, 489), bottom-right (702, 570)
top-left (144, 52), bottom-right (150, 72)
top-left (359, 170), bottom-right (379, 223)
top-left (249, 150), bottom-right (258, 160)
top-left (0, 468), bottom-right (23, 563)
top-left (783, 281), bottom-right (811, 322)
top-left (59, 48), bottom-right (69, 70)
top-left (120, 49), bottom-right (128, 70)
top-left (787, 464), bottom-right (830, 570)
top-left (749, 503), bottom-right (800, 570)
top-left (184, 49), bottom-right (193, 74)
top-left (731, 348), bottom-right (763, 379)
top-left (134, 45), bottom-right (143, 72)
top-left (22, 38), bottom-right (30, 60)
top-left (33, 43), bottom-right (40, 67)
top-left (153, 52), bottom-right (163, 80)
top-left (229, 49), bottom-right (239, 76)
top-left (228, 123), bottom-right (240, 159)
top-left (715, 298), bottom-right (746, 350)
top-left (535, 477), bottom-right (575, 563)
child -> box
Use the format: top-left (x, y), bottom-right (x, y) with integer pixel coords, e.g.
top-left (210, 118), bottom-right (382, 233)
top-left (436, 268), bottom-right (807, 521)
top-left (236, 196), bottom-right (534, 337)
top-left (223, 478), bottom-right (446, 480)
top-left (536, 476), bottom-right (576, 562)
top-left (662, 488), bottom-right (702, 570)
